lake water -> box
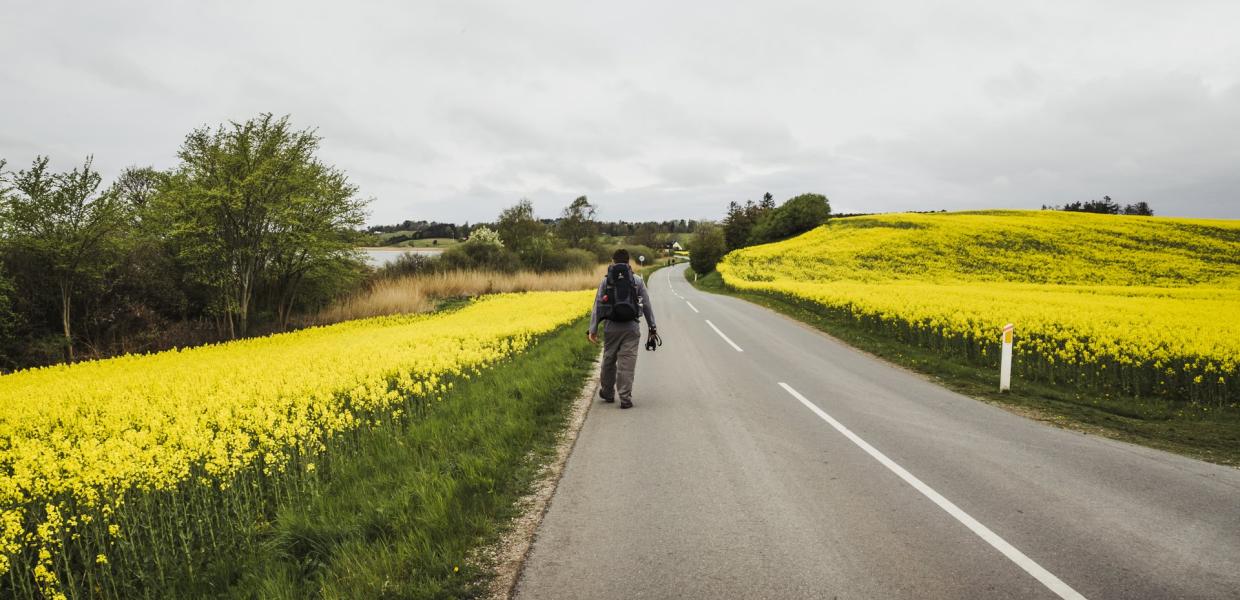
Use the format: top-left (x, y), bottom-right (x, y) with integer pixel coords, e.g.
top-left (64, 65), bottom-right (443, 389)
top-left (359, 247), bottom-right (444, 267)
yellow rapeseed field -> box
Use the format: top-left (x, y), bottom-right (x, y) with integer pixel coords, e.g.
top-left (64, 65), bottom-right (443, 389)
top-left (0, 290), bottom-right (591, 598)
top-left (719, 210), bottom-right (1240, 404)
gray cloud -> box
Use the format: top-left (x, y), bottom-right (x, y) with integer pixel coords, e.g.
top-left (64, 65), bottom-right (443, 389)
top-left (841, 72), bottom-right (1240, 213)
top-left (2, 0), bottom-right (1238, 225)
top-left (654, 159), bottom-right (736, 188)
top-left (481, 156), bottom-right (612, 192)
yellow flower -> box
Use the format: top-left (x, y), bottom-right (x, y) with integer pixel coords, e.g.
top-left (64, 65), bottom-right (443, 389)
top-left (719, 210), bottom-right (1239, 407)
top-left (0, 291), bottom-right (592, 585)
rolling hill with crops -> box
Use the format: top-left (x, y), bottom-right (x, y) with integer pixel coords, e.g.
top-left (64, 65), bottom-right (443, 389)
top-left (718, 210), bottom-right (1240, 405)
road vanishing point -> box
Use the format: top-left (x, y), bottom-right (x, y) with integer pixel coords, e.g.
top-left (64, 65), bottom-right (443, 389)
top-left (515, 263), bottom-right (1240, 600)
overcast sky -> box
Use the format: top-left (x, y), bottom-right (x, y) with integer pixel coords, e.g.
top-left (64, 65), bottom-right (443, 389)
top-left (2, 0), bottom-right (1238, 224)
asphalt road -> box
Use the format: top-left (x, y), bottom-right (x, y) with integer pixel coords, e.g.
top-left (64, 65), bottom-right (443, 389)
top-left (515, 263), bottom-right (1240, 600)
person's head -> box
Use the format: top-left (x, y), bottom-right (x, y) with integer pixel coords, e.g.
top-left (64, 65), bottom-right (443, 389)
top-left (612, 248), bottom-right (631, 264)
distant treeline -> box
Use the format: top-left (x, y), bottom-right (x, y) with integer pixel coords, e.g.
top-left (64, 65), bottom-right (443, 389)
top-left (367, 220), bottom-right (461, 242)
top-left (376, 196), bottom-right (669, 280)
top-left (0, 114), bottom-right (369, 370)
top-left (597, 219), bottom-right (700, 237)
top-left (1043, 196), bottom-right (1154, 216)
top-left (365, 217), bottom-right (701, 247)
top-left (688, 192), bottom-right (832, 275)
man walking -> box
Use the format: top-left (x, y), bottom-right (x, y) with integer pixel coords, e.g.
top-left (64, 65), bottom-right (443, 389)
top-left (588, 249), bottom-right (657, 409)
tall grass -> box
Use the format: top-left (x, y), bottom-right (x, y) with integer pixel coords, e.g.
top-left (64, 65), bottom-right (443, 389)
top-left (314, 268), bottom-right (603, 324)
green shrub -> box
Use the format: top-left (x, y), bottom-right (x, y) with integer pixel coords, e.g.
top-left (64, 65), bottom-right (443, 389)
top-left (542, 248), bottom-right (597, 272)
top-left (439, 244), bottom-right (521, 271)
top-left (440, 227), bottom-right (522, 271)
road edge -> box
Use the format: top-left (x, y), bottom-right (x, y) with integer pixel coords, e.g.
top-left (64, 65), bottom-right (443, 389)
top-left (483, 351), bottom-right (602, 600)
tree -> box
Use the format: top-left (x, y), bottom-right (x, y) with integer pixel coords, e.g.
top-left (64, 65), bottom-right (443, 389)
top-left (557, 195), bottom-right (598, 249)
top-left (496, 199), bottom-right (546, 257)
top-left (0, 163), bottom-right (18, 368)
top-left (1061, 196), bottom-right (1119, 214)
top-left (0, 265), bottom-right (17, 370)
top-left (520, 235), bottom-right (562, 271)
top-left (155, 113), bottom-right (367, 337)
top-left (111, 166), bottom-right (164, 211)
top-left (632, 222), bottom-right (661, 248)
top-left (1, 156), bottom-right (129, 361)
top-left (721, 193), bottom-right (777, 251)
top-left (749, 193), bottom-right (831, 245)
top-left (264, 166), bottom-right (367, 328)
top-left (1050, 197), bottom-right (1151, 216)
top-left (421, 222), bottom-right (457, 239)
top-left (722, 201), bottom-right (755, 251)
top-left (689, 222), bottom-right (727, 274)
top-left (1084, 196), bottom-right (1120, 214)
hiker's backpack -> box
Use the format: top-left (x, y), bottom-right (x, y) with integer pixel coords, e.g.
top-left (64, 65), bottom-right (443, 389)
top-left (600, 264), bottom-right (640, 323)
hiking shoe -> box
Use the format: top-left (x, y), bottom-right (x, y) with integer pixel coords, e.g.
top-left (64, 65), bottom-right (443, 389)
top-left (600, 394), bottom-right (615, 403)
top-left (620, 399), bottom-right (633, 409)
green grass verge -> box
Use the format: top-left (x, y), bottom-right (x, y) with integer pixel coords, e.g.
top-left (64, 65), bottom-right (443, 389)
top-left (224, 316), bottom-right (595, 598)
top-left (685, 268), bottom-right (1240, 466)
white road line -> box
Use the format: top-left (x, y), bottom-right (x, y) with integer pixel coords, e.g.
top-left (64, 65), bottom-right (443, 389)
top-left (664, 270), bottom-right (680, 298)
top-left (705, 320), bottom-right (743, 352)
top-left (685, 301), bottom-right (700, 313)
top-left (777, 383), bottom-right (1087, 600)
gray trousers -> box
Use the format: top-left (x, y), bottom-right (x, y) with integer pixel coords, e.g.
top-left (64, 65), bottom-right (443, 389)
top-left (600, 325), bottom-right (641, 401)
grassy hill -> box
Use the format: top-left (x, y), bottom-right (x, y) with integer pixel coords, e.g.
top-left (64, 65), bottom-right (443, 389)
top-left (719, 210), bottom-right (1240, 406)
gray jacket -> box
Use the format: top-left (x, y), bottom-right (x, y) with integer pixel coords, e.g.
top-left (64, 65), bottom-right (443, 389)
top-left (588, 270), bottom-right (656, 335)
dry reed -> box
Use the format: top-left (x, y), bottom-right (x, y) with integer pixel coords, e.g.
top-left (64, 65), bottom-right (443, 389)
top-left (314, 268), bottom-right (603, 324)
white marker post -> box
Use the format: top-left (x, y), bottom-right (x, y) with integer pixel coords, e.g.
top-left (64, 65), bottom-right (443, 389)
top-left (638, 255), bottom-right (646, 266)
top-left (999, 323), bottom-right (1014, 392)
